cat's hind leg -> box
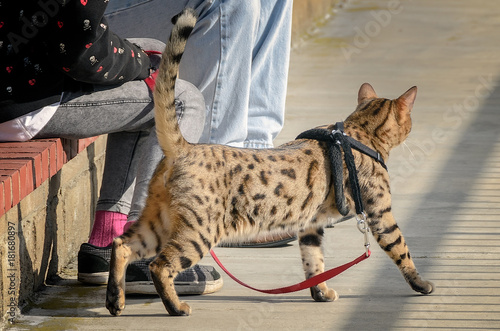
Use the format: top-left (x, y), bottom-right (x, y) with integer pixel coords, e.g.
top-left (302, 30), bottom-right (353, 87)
top-left (148, 242), bottom-right (193, 316)
top-left (299, 226), bottom-right (339, 302)
top-left (149, 223), bottom-right (215, 316)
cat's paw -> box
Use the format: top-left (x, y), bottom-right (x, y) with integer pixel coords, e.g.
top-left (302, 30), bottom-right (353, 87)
top-left (179, 302), bottom-right (192, 316)
top-left (310, 285), bottom-right (339, 302)
top-left (420, 281), bottom-right (435, 295)
top-left (168, 301), bottom-right (192, 316)
top-left (106, 287), bottom-right (125, 316)
top-left (410, 279), bottom-right (435, 295)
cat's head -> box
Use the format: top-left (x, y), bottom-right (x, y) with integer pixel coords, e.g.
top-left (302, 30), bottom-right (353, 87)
top-left (344, 83), bottom-right (417, 151)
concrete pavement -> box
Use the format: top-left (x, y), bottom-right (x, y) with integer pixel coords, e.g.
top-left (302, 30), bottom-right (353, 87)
top-left (7, 0), bottom-right (500, 329)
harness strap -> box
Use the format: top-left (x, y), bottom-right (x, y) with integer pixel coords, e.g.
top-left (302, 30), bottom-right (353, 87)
top-left (334, 122), bottom-right (387, 170)
top-left (296, 122), bottom-right (387, 215)
top-left (210, 249), bottom-right (370, 294)
top-left (296, 123), bottom-right (387, 170)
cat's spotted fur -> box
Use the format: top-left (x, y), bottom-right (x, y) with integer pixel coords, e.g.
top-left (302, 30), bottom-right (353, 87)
top-left (106, 8), bottom-right (434, 317)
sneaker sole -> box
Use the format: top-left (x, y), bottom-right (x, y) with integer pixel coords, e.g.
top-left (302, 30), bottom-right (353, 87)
top-left (219, 236), bottom-right (297, 248)
top-left (78, 271), bottom-right (109, 285)
top-left (175, 278), bottom-right (224, 295)
top-left (126, 279), bottom-right (224, 296)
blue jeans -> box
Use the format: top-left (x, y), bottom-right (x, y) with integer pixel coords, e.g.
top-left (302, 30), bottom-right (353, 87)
top-left (105, 0), bottom-right (293, 148)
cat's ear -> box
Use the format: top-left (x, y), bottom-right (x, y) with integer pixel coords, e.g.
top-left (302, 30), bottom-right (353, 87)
top-left (358, 83), bottom-right (378, 104)
top-left (396, 86), bottom-right (417, 112)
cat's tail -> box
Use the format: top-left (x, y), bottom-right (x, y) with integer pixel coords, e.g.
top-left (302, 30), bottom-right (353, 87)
top-left (154, 8), bottom-right (197, 159)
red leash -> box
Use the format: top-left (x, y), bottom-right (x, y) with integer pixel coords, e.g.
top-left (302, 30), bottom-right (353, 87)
top-left (144, 70), bottom-right (158, 91)
top-left (144, 50), bottom-right (162, 91)
top-left (211, 216), bottom-right (372, 294)
top-left (210, 249), bottom-right (370, 294)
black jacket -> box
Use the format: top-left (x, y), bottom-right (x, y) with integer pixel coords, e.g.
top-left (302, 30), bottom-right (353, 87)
top-left (0, 0), bottom-right (151, 123)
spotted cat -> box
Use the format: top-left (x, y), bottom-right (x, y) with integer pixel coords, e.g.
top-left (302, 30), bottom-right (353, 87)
top-left (106, 8), bottom-right (434, 317)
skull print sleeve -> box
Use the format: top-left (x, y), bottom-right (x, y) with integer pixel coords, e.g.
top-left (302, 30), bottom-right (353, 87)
top-left (46, 0), bottom-right (151, 85)
top-left (0, 0), bottom-right (153, 120)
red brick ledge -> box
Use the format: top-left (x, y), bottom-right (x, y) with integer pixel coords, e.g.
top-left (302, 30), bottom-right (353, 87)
top-left (0, 137), bottom-right (98, 218)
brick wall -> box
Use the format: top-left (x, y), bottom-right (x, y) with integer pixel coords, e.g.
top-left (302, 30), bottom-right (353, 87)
top-left (0, 137), bottom-right (107, 323)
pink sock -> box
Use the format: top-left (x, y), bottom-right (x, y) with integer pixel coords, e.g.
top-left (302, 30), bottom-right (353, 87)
top-left (123, 220), bottom-right (136, 233)
top-left (88, 211), bottom-right (128, 247)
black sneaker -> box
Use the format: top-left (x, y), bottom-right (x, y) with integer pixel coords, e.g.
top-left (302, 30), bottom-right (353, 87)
top-left (78, 243), bottom-right (110, 284)
top-left (77, 243), bottom-right (223, 295)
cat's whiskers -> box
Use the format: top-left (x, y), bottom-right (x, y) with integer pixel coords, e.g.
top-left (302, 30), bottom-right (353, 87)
top-left (402, 140), bottom-right (416, 161)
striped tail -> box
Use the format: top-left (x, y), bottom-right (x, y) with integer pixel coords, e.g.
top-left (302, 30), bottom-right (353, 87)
top-left (154, 8), bottom-right (197, 160)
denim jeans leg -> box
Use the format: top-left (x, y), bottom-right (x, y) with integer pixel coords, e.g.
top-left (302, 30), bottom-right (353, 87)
top-left (245, 0), bottom-right (292, 149)
top-left (97, 131), bottom-right (147, 214)
top-left (180, 0), bottom-right (292, 148)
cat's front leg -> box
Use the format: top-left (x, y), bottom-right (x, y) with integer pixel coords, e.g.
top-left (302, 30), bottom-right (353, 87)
top-left (106, 237), bottom-right (132, 316)
top-left (299, 226), bottom-right (339, 302)
top-left (367, 209), bottom-right (434, 295)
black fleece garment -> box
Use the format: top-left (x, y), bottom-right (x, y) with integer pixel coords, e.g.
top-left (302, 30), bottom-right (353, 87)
top-left (0, 0), bottom-right (151, 122)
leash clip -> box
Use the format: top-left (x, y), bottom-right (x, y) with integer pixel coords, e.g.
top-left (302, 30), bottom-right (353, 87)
top-left (356, 212), bottom-right (371, 257)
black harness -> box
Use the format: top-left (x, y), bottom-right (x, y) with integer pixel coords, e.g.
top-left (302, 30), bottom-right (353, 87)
top-left (296, 122), bottom-right (387, 217)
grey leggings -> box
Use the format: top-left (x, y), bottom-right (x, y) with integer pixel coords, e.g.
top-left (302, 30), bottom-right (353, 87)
top-left (34, 38), bottom-right (205, 220)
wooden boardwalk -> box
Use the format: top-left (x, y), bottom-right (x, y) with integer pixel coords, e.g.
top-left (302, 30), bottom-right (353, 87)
top-left (9, 0), bottom-right (500, 330)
